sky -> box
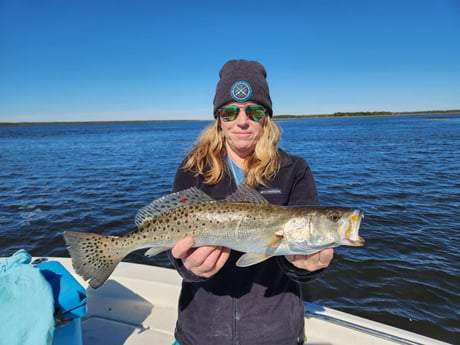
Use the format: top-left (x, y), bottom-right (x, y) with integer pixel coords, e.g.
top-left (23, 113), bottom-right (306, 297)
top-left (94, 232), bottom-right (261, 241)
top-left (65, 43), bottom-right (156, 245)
top-left (1, 0), bottom-right (459, 122)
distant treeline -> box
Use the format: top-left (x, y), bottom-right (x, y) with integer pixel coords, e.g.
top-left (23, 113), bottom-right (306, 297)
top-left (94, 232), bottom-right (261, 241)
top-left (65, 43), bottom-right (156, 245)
top-left (332, 111), bottom-right (392, 117)
top-left (273, 109), bottom-right (460, 119)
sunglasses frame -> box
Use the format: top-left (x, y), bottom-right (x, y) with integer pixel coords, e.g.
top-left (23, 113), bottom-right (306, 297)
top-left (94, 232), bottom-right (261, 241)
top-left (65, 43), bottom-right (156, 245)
top-left (216, 104), bottom-right (267, 123)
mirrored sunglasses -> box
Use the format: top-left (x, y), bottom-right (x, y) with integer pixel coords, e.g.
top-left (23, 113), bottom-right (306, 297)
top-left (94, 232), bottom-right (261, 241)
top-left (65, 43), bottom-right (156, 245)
top-left (217, 104), bottom-right (267, 122)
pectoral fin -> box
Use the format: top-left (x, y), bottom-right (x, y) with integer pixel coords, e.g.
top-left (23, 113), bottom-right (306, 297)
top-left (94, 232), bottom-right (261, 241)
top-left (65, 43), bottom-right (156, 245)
top-left (144, 247), bottom-right (170, 257)
top-left (236, 234), bottom-right (284, 266)
top-left (236, 253), bottom-right (272, 267)
top-left (289, 241), bottom-right (336, 254)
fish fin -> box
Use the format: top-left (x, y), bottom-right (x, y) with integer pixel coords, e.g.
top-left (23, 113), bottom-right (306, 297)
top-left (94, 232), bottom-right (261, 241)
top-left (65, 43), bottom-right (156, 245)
top-left (144, 247), bottom-right (170, 257)
top-left (224, 184), bottom-right (268, 204)
top-left (289, 241), bottom-right (337, 254)
top-left (63, 230), bottom-right (129, 289)
top-left (236, 253), bottom-right (272, 267)
top-left (135, 187), bottom-right (215, 226)
top-left (266, 234), bottom-right (284, 253)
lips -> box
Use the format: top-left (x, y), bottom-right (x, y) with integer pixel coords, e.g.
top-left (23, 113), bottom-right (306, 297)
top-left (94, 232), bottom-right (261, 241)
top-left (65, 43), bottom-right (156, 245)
top-left (234, 131), bottom-right (252, 136)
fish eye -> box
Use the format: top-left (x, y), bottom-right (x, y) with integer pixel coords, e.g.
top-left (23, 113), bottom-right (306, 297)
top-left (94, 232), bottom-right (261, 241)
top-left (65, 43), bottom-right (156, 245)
top-left (329, 212), bottom-right (341, 222)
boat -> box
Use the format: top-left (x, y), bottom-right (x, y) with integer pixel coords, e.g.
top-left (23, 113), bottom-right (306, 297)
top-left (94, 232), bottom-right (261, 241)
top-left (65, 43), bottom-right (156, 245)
top-left (25, 258), bottom-right (454, 344)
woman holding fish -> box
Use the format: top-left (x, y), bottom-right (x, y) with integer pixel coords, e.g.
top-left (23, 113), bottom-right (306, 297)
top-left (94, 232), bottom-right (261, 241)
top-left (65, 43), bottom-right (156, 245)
top-left (64, 59), bottom-right (363, 343)
top-left (64, 59), bottom-right (364, 344)
top-left (170, 59), bottom-right (334, 345)
top-left (64, 60), bottom-right (363, 343)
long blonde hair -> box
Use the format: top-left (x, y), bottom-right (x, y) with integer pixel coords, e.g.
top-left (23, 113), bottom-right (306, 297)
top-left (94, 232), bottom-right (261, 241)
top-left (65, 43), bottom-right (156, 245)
top-left (182, 116), bottom-right (282, 186)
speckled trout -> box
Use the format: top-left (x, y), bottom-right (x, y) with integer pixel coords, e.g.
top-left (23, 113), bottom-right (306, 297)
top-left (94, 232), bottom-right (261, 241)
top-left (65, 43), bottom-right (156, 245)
top-left (64, 185), bottom-right (364, 288)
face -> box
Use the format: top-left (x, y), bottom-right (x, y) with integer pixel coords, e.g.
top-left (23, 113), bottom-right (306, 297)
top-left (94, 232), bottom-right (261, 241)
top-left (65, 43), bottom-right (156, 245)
top-left (218, 101), bottom-right (265, 160)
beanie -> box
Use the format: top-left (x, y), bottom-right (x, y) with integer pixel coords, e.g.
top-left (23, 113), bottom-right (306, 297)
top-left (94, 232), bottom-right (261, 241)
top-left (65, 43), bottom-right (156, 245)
top-left (213, 59), bottom-right (273, 117)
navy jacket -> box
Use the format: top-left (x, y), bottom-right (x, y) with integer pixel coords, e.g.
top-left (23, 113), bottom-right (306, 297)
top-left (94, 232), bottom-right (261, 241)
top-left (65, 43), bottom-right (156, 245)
top-left (170, 150), bottom-right (324, 345)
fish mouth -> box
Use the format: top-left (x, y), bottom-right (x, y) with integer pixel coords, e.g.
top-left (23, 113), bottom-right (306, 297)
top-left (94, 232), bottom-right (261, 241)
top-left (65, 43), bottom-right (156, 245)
top-left (347, 235), bottom-right (365, 246)
top-left (344, 210), bottom-right (365, 246)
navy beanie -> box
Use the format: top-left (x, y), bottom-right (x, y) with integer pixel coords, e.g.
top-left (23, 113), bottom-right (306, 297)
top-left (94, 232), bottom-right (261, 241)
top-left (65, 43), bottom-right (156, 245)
top-left (213, 59), bottom-right (273, 117)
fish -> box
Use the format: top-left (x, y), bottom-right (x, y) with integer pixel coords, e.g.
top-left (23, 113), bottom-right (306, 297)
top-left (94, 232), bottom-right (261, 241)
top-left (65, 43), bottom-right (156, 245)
top-left (64, 185), bottom-right (364, 288)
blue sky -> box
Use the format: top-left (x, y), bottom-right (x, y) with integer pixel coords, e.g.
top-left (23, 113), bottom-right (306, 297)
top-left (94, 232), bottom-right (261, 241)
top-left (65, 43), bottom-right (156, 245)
top-left (1, 0), bottom-right (459, 122)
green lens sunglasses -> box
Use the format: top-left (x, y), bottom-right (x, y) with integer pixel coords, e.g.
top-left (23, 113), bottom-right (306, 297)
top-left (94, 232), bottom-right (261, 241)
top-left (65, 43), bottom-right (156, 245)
top-left (217, 104), bottom-right (267, 122)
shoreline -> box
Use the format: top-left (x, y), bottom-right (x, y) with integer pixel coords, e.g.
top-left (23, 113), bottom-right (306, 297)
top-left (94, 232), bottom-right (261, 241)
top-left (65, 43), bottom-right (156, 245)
top-left (1, 110), bottom-right (459, 126)
top-left (273, 110), bottom-right (460, 120)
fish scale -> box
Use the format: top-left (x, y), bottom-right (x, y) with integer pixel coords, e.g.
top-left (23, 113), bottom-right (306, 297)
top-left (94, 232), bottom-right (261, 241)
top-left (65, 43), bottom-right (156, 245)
top-left (64, 185), bottom-right (364, 288)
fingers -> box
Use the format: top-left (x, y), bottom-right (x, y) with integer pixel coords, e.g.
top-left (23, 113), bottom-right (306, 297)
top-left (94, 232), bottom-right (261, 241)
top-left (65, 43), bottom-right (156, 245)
top-left (318, 248), bottom-right (334, 266)
top-left (286, 248), bottom-right (334, 272)
top-left (171, 236), bottom-right (195, 259)
top-left (184, 246), bottom-right (230, 278)
top-left (185, 245), bottom-right (221, 268)
top-left (171, 236), bottom-right (231, 278)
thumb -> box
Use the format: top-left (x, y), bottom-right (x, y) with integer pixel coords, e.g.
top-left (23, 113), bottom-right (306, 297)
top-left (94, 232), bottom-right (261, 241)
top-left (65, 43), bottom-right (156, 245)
top-left (171, 236), bottom-right (195, 259)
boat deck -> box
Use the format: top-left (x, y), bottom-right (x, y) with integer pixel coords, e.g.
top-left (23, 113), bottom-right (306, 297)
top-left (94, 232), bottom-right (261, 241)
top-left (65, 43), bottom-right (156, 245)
top-left (51, 259), bottom-right (449, 345)
top-left (77, 261), bottom-right (179, 344)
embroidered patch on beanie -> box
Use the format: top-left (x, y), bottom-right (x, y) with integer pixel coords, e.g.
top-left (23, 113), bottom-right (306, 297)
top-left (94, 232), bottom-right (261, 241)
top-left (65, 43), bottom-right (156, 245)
top-left (230, 81), bottom-right (252, 102)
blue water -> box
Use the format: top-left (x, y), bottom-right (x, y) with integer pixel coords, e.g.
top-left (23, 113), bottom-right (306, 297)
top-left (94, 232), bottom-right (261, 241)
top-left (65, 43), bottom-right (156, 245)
top-left (1, 115), bottom-right (459, 343)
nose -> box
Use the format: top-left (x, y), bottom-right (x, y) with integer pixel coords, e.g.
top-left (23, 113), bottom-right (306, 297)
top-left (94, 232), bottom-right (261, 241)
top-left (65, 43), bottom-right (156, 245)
top-left (235, 107), bottom-right (250, 125)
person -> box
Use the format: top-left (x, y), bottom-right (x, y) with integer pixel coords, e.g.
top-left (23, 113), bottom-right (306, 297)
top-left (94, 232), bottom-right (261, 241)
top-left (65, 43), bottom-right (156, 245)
top-left (169, 59), bottom-right (333, 345)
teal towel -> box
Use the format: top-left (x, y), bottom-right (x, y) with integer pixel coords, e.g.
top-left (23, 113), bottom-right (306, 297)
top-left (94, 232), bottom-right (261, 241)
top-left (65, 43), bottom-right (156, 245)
top-left (0, 249), bottom-right (55, 345)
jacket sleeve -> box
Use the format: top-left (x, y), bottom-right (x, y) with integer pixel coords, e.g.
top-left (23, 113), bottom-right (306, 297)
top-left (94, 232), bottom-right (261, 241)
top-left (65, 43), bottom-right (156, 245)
top-left (277, 256), bottom-right (326, 283)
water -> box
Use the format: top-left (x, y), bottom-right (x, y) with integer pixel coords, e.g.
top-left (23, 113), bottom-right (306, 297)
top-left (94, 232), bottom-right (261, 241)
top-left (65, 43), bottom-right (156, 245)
top-left (1, 115), bottom-right (459, 343)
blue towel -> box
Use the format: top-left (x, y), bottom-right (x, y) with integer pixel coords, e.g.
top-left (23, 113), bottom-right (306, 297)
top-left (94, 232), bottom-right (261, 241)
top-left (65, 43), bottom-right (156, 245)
top-left (0, 249), bottom-right (55, 345)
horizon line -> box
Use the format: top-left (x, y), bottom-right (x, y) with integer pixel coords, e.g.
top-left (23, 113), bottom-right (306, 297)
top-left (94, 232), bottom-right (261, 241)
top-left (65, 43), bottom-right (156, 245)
top-left (1, 109), bottom-right (459, 126)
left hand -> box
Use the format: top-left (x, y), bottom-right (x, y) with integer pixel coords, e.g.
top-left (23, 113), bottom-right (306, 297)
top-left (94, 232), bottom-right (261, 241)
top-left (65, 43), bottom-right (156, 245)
top-left (286, 248), bottom-right (334, 271)
top-left (171, 236), bottom-right (231, 278)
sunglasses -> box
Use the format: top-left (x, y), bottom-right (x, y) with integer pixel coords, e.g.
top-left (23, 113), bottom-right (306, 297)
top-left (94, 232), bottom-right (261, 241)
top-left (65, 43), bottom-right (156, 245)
top-left (216, 104), bottom-right (267, 123)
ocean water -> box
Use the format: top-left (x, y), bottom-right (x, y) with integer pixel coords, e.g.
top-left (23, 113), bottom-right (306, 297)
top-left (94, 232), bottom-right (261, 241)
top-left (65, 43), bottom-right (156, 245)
top-left (1, 115), bottom-right (459, 343)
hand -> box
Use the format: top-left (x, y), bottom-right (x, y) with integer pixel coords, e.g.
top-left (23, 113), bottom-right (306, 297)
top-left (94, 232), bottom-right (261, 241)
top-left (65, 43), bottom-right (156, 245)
top-left (171, 236), bottom-right (231, 278)
top-left (286, 248), bottom-right (334, 272)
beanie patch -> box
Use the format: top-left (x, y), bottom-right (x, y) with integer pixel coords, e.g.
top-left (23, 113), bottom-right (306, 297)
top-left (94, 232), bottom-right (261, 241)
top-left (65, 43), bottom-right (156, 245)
top-left (231, 81), bottom-right (252, 102)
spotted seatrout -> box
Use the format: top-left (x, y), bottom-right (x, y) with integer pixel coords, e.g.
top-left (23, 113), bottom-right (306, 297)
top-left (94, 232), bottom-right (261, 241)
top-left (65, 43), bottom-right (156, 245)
top-left (64, 185), bottom-right (364, 288)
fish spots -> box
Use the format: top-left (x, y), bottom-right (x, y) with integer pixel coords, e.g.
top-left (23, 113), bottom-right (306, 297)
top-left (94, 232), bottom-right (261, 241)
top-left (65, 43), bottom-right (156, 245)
top-left (180, 196), bottom-right (188, 203)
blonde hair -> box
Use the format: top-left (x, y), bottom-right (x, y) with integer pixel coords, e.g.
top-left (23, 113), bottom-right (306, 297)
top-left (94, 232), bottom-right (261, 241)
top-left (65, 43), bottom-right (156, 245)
top-left (182, 116), bottom-right (282, 186)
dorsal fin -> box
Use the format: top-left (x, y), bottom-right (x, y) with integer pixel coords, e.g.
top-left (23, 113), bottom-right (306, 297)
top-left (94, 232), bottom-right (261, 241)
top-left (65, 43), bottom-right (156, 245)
top-left (224, 184), bottom-right (269, 204)
top-left (135, 187), bottom-right (215, 226)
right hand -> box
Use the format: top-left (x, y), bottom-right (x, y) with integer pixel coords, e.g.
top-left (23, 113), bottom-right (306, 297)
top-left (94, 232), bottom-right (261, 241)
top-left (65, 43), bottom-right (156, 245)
top-left (171, 236), bottom-right (231, 278)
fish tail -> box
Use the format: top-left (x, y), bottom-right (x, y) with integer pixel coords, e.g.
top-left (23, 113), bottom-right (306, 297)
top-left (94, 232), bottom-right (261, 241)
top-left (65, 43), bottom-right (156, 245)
top-left (63, 230), bottom-right (129, 289)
